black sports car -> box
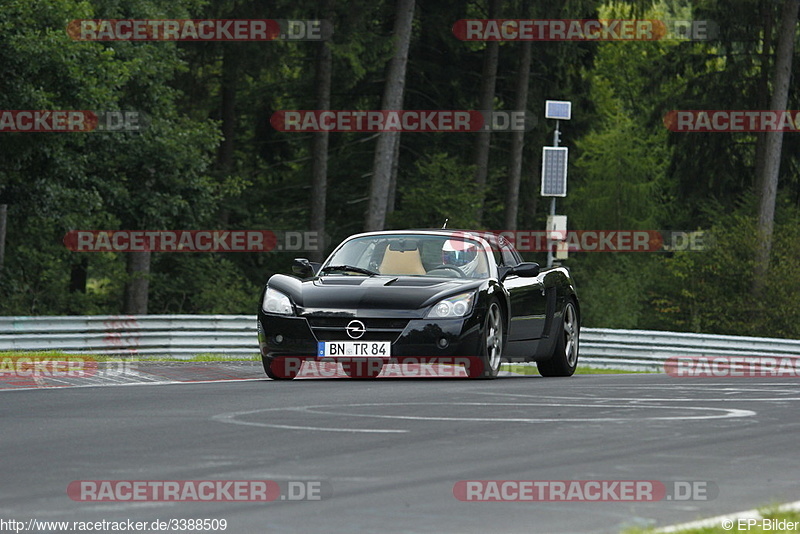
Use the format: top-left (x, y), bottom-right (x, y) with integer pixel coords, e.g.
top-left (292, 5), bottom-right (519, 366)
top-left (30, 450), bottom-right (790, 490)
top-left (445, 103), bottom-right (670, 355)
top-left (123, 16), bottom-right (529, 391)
top-left (257, 229), bottom-right (579, 379)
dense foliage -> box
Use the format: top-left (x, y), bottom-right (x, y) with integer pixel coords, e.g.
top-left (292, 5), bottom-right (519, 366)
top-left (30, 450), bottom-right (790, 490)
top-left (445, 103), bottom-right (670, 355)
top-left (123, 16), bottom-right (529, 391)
top-left (1, 0), bottom-right (799, 339)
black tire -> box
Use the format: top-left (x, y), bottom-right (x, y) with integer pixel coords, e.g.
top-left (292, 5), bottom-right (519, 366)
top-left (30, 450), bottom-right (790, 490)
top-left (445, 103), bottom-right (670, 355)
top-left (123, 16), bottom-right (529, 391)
top-left (341, 359), bottom-right (384, 379)
top-left (262, 356), bottom-right (301, 380)
top-left (537, 301), bottom-right (579, 377)
top-left (467, 300), bottom-right (505, 379)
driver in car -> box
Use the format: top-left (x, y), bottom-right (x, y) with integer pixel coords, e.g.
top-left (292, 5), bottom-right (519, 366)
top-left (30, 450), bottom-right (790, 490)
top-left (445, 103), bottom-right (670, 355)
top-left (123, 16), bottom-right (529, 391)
top-left (438, 239), bottom-right (486, 278)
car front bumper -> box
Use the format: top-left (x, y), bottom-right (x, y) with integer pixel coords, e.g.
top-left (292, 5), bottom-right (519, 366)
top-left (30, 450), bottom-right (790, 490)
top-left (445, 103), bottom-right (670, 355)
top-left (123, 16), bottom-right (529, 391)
top-left (258, 311), bottom-right (484, 364)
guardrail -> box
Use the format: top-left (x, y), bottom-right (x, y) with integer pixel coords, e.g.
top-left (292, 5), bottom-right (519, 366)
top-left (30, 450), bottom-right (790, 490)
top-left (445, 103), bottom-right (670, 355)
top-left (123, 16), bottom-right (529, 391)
top-left (1, 315), bottom-right (799, 371)
top-left (579, 328), bottom-right (800, 371)
top-left (0, 315), bottom-right (258, 357)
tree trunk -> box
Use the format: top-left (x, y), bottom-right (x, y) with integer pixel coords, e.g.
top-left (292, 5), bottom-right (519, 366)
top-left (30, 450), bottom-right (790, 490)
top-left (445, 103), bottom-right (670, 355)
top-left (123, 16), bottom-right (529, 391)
top-left (753, 0), bottom-right (774, 194)
top-left (216, 47), bottom-right (237, 226)
top-left (69, 257), bottom-right (87, 294)
top-left (310, 0), bottom-right (334, 261)
top-left (365, 0), bottom-right (415, 232)
top-left (0, 204), bottom-right (6, 275)
top-left (753, 0), bottom-right (799, 296)
top-left (504, 39), bottom-right (532, 230)
top-left (123, 250), bottom-right (151, 314)
top-left (218, 48), bottom-right (237, 171)
top-left (473, 0), bottom-right (501, 224)
top-left (519, 149), bottom-right (540, 230)
top-left (386, 132), bottom-right (401, 217)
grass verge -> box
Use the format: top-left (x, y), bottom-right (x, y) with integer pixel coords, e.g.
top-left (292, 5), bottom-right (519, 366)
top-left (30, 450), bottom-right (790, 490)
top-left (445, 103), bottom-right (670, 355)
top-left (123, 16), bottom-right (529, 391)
top-left (623, 506), bottom-right (800, 533)
top-left (0, 351), bottom-right (260, 362)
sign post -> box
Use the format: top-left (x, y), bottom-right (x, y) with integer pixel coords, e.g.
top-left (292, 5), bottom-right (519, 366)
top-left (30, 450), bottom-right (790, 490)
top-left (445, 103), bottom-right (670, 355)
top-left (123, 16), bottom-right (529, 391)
top-left (542, 100), bottom-right (571, 267)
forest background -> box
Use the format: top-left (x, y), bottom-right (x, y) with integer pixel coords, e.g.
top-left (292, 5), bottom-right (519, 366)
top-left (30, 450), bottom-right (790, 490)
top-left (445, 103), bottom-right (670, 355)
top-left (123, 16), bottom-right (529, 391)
top-left (2, 0), bottom-right (799, 339)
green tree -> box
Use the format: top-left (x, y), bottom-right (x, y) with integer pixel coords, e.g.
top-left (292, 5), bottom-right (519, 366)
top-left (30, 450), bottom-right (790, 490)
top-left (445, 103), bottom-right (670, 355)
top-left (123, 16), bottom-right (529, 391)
top-left (0, 0), bottom-right (220, 314)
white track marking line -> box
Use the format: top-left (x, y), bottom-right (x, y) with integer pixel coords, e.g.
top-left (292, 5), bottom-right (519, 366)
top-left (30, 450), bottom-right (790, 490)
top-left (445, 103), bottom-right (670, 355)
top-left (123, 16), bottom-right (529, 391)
top-left (467, 390), bottom-right (800, 403)
top-left (0, 377), bottom-right (267, 392)
top-left (212, 409), bottom-right (408, 434)
top-left (292, 402), bottom-right (754, 422)
top-left (211, 400), bottom-right (755, 435)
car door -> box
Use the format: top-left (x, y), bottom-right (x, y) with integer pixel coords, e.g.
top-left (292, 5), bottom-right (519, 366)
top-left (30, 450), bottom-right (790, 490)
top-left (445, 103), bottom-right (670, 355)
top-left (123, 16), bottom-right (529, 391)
top-left (499, 242), bottom-right (547, 341)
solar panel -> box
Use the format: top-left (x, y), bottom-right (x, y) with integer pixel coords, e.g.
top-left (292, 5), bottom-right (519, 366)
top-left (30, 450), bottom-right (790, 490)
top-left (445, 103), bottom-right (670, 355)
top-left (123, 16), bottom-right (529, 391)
top-left (545, 100), bottom-right (571, 120)
top-left (541, 147), bottom-right (568, 197)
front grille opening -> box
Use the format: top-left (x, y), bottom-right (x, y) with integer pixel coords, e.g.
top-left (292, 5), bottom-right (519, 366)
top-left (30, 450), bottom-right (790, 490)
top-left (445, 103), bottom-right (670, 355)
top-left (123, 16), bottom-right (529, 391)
top-left (306, 317), bottom-right (409, 342)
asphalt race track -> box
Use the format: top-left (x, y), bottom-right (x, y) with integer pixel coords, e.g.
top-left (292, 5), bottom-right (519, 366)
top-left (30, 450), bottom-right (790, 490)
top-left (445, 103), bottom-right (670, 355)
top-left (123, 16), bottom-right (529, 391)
top-left (1, 363), bottom-right (799, 534)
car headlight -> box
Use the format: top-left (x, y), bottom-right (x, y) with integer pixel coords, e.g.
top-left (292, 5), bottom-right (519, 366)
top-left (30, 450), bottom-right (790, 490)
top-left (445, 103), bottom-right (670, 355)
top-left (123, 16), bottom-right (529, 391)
top-left (262, 287), bottom-right (295, 316)
top-left (427, 291), bottom-right (476, 318)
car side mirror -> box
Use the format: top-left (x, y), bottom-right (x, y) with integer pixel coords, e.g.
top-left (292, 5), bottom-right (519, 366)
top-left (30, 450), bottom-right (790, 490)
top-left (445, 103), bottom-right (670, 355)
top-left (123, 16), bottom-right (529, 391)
top-left (511, 262), bottom-right (540, 277)
top-left (292, 258), bottom-right (319, 278)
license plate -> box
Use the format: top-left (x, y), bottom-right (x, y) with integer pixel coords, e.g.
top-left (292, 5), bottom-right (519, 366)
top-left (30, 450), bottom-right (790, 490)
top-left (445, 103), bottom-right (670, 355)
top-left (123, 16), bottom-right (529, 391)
top-left (317, 341), bottom-right (391, 358)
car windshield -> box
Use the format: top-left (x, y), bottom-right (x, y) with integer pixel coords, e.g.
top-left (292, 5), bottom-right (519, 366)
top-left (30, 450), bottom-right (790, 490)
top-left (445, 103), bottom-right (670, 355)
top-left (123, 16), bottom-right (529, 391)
top-left (322, 234), bottom-right (490, 279)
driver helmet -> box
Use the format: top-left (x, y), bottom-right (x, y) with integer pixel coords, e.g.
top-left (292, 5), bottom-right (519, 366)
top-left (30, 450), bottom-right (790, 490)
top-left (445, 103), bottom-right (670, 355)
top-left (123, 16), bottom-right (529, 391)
top-left (441, 239), bottom-right (482, 277)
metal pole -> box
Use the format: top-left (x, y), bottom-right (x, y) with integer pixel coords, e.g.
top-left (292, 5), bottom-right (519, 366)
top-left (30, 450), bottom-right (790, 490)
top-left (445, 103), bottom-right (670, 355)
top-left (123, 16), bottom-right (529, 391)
top-left (547, 121), bottom-right (560, 268)
top-left (547, 198), bottom-right (555, 268)
top-left (553, 120), bottom-right (560, 147)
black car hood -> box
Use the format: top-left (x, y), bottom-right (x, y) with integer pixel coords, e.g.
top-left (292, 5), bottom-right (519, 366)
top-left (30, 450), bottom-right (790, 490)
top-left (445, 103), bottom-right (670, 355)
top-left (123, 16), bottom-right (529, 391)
top-left (267, 274), bottom-right (484, 316)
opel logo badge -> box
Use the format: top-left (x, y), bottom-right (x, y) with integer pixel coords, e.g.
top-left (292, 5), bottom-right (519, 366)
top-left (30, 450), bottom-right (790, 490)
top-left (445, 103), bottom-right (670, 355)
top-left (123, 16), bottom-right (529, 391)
top-left (346, 320), bottom-right (366, 340)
